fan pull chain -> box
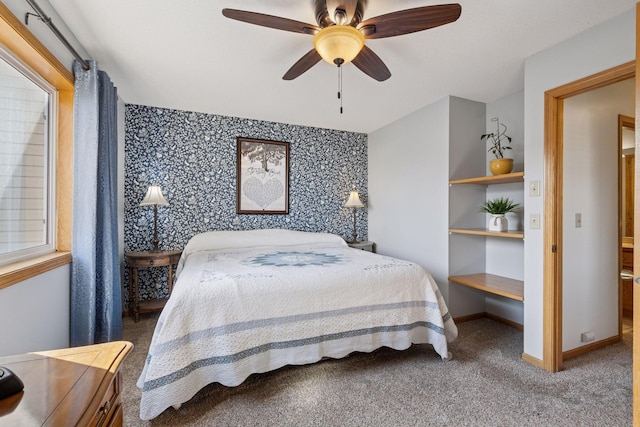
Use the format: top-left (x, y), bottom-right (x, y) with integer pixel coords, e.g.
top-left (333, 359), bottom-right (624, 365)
top-left (338, 64), bottom-right (343, 114)
top-left (334, 58), bottom-right (344, 114)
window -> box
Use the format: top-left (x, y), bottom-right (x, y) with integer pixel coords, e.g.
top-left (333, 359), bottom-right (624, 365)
top-left (0, 2), bottom-right (73, 288)
top-left (0, 47), bottom-right (56, 265)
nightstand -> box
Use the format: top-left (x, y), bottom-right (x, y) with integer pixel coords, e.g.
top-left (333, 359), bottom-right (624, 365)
top-left (347, 241), bottom-right (375, 252)
top-left (126, 249), bottom-right (182, 322)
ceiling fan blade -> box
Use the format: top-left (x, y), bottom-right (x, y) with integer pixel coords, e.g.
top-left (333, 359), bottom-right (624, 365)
top-left (351, 46), bottom-right (391, 82)
top-left (222, 9), bottom-right (319, 35)
top-left (283, 49), bottom-right (322, 80)
top-left (358, 3), bottom-right (461, 39)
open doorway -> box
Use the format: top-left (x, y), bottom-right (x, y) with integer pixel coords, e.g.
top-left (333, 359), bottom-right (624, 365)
top-left (620, 114), bottom-right (635, 336)
top-left (560, 78), bottom-right (635, 361)
top-left (543, 61), bottom-right (635, 373)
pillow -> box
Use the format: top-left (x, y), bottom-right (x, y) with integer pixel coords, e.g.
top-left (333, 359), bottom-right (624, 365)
top-left (181, 229), bottom-right (346, 261)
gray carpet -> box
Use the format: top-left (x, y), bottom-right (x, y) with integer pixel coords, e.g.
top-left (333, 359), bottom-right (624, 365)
top-left (122, 313), bottom-right (632, 426)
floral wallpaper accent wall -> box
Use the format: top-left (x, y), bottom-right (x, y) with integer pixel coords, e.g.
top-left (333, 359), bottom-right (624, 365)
top-left (124, 104), bottom-right (368, 304)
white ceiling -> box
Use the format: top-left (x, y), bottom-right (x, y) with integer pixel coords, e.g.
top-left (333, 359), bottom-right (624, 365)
top-left (47, 0), bottom-right (636, 134)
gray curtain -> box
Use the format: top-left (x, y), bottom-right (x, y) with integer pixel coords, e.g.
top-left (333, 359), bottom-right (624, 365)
top-left (70, 60), bottom-right (122, 346)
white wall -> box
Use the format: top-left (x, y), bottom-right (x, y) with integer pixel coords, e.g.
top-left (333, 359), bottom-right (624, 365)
top-left (486, 92), bottom-right (525, 177)
top-left (562, 79), bottom-right (634, 351)
top-left (447, 96), bottom-right (487, 316)
top-left (523, 9), bottom-right (635, 359)
top-left (0, 264), bottom-right (70, 356)
top-left (485, 90), bottom-right (525, 324)
top-left (368, 97), bottom-right (451, 298)
top-left (369, 95), bottom-right (487, 314)
top-left (369, 92), bottom-right (525, 323)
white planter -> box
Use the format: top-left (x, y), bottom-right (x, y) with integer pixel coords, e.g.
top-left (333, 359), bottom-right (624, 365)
top-left (488, 214), bottom-right (508, 232)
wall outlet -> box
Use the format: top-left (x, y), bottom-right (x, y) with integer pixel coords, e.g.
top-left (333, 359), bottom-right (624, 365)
top-left (581, 332), bottom-right (595, 342)
top-left (529, 213), bottom-right (540, 229)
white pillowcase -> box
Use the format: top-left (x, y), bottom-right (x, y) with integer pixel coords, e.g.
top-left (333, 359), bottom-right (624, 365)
top-left (181, 228), bottom-right (346, 262)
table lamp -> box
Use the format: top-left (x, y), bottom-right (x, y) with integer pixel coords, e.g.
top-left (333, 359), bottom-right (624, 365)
top-left (344, 190), bottom-right (364, 243)
top-left (140, 185), bottom-right (169, 251)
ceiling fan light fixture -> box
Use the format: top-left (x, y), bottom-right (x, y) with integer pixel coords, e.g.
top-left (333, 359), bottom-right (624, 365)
top-left (313, 25), bottom-right (364, 65)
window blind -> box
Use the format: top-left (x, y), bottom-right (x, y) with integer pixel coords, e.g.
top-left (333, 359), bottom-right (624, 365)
top-left (0, 56), bottom-right (49, 255)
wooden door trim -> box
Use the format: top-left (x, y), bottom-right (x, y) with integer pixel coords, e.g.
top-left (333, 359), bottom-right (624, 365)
top-left (543, 92), bottom-right (563, 372)
top-left (543, 60), bottom-right (635, 373)
top-left (634, 5), bottom-right (640, 424)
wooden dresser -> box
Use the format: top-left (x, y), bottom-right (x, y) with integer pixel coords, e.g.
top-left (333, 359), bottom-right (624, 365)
top-left (0, 341), bottom-right (132, 426)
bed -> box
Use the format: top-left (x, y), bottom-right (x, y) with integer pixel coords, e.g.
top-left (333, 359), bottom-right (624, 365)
top-left (137, 229), bottom-right (458, 420)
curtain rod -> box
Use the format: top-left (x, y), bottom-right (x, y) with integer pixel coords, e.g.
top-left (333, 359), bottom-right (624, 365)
top-left (25, 0), bottom-right (90, 71)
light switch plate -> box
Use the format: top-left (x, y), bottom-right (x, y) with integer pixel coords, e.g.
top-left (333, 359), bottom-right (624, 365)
top-left (529, 180), bottom-right (540, 197)
top-left (529, 213), bottom-right (540, 229)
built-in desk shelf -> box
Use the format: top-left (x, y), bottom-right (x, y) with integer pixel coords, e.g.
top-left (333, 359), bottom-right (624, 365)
top-left (449, 228), bottom-right (524, 239)
top-left (449, 171), bottom-right (524, 186)
top-left (448, 273), bottom-right (524, 301)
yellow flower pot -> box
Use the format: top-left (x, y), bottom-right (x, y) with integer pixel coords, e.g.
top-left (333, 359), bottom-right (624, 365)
top-left (489, 158), bottom-right (514, 175)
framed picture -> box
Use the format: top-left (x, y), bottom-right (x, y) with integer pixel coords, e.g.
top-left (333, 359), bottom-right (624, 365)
top-left (237, 137), bottom-right (289, 214)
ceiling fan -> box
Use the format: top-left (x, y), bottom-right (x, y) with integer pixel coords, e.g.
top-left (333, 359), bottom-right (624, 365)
top-left (222, 1), bottom-right (462, 82)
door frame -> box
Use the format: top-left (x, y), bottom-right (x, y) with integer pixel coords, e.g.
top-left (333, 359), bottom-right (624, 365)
top-left (543, 61), bottom-right (635, 373)
top-left (634, 5), bottom-right (640, 423)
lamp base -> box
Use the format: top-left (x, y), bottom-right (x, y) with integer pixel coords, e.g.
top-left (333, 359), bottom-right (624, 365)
top-left (151, 205), bottom-right (161, 252)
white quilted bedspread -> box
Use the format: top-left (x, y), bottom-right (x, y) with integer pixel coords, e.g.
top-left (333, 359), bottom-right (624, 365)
top-left (137, 230), bottom-right (457, 420)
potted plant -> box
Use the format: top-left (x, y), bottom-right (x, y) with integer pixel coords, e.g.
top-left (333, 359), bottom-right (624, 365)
top-left (479, 197), bottom-right (520, 232)
top-left (482, 117), bottom-right (513, 175)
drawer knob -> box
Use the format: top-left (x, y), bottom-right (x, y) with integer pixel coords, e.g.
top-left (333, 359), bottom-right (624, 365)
top-left (98, 400), bottom-right (111, 417)
top-left (149, 259), bottom-right (154, 265)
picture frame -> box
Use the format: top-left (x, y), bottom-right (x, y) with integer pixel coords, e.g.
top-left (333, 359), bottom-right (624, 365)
top-left (237, 137), bottom-right (289, 214)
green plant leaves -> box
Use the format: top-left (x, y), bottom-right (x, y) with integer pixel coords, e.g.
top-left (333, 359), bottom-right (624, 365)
top-left (481, 122), bottom-right (512, 159)
top-left (478, 197), bottom-right (520, 214)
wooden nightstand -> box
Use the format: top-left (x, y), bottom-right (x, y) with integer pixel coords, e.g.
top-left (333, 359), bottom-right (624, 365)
top-left (0, 341), bottom-right (132, 426)
top-left (126, 249), bottom-right (182, 322)
top-left (347, 241), bottom-right (375, 252)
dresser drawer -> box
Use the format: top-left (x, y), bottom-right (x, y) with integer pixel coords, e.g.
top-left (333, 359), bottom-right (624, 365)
top-left (126, 250), bottom-right (182, 268)
top-left (129, 256), bottom-right (171, 267)
top-left (91, 371), bottom-right (122, 427)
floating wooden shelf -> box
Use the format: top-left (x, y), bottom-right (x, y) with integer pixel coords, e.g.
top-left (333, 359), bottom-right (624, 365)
top-left (449, 273), bottom-right (524, 301)
top-left (449, 228), bottom-right (524, 239)
top-left (449, 171), bottom-right (524, 186)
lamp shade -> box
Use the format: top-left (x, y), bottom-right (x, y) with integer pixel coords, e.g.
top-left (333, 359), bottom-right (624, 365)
top-left (314, 25), bottom-right (365, 65)
top-left (344, 191), bottom-right (364, 208)
top-left (140, 185), bottom-right (169, 206)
